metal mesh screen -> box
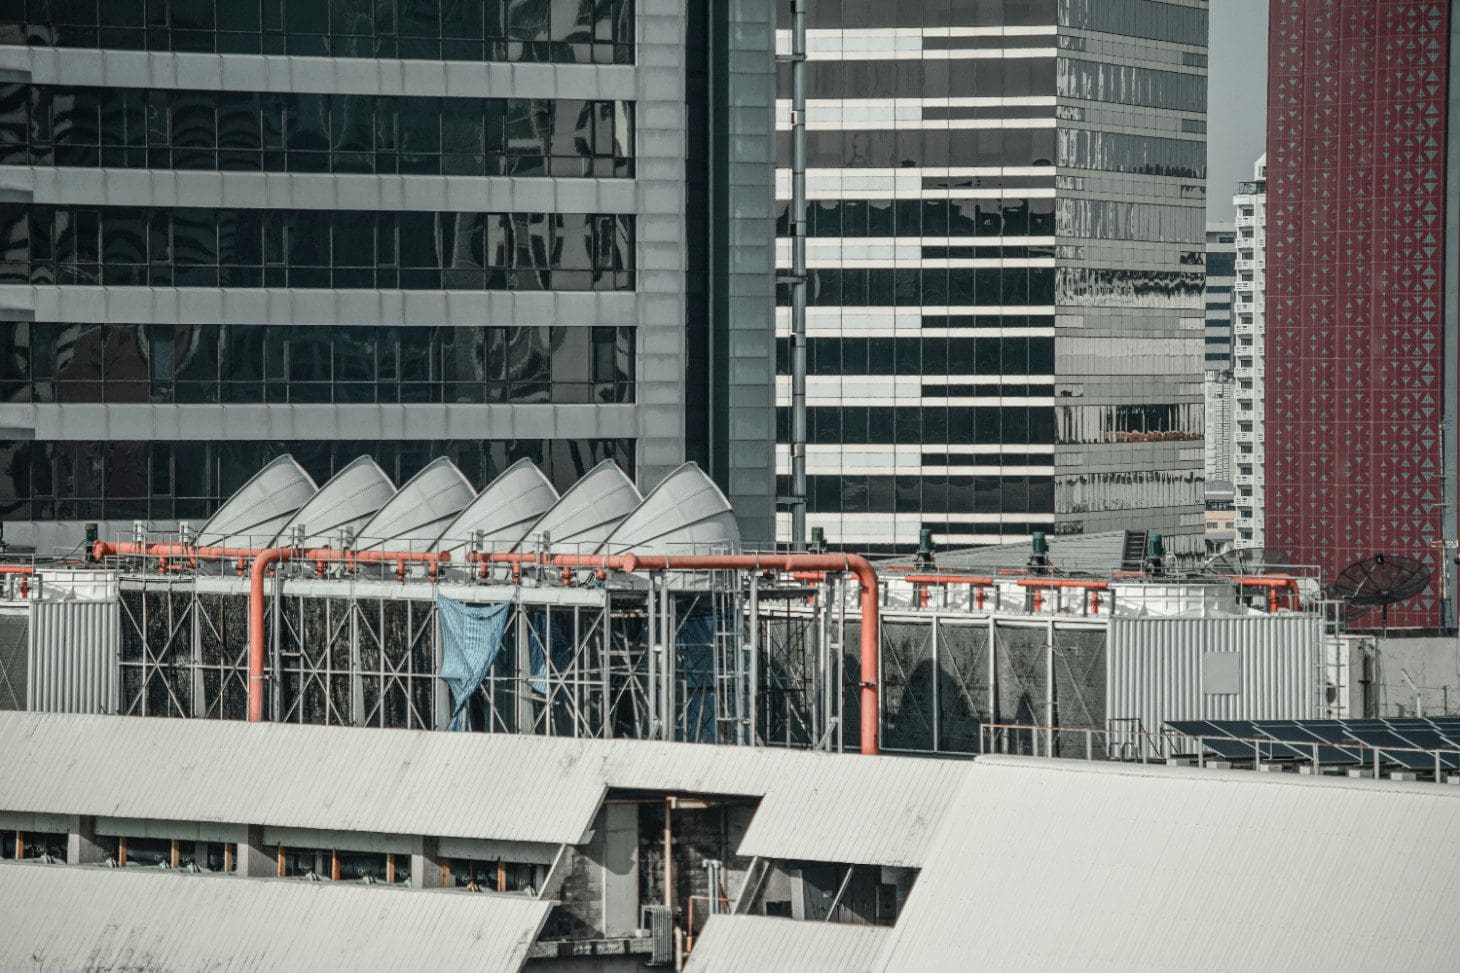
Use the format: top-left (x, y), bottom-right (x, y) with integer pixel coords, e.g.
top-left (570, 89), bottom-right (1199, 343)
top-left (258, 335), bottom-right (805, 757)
top-left (881, 621), bottom-right (934, 751)
top-left (119, 587), bottom-right (195, 717)
top-left (994, 624), bottom-right (1047, 754)
top-left (1052, 628), bottom-right (1108, 758)
top-left (840, 621), bottom-right (861, 751)
top-left (936, 620), bottom-right (990, 753)
top-left (759, 615), bottom-right (819, 748)
top-left (0, 614), bottom-right (28, 710)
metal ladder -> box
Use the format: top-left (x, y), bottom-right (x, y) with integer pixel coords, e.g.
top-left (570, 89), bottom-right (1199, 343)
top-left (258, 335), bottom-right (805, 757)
top-left (711, 575), bottom-right (751, 745)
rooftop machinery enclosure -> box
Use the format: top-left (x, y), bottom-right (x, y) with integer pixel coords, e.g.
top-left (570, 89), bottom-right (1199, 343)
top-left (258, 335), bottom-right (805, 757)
top-left (49, 456), bottom-right (1328, 755)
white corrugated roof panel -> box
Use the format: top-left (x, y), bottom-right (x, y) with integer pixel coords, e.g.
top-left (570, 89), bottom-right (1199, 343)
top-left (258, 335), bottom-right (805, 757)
top-left (601, 463), bottom-right (741, 555)
top-left (874, 756), bottom-right (1460, 971)
top-left (0, 714), bottom-right (967, 868)
top-left (595, 741), bottom-right (967, 868)
top-left (437, 460), bottom-right (559, 555)
top-left (687, 916), bottom-right (887, 973)
top-left (195, 455), bottom-right (317, 549)
top-left (0, 713), bottom-right (607, 846)
top-left (514, 461), bottom-right (641, 554)
top-left (0, 862), bottom-right (550, 972)
top-left (273, 456), bottom-right (397, 549)
top-left (354, 457), bottom-right (475, 553)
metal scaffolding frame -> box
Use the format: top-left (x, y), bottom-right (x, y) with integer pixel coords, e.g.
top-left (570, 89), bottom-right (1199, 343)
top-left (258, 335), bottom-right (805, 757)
top-left (109, 564), bottom-right (852, 750)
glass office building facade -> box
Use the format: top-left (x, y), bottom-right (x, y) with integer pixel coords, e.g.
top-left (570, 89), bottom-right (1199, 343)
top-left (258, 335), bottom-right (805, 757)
top-left (775, 0), bottom-right (1208, 554)
top-left (0, 1), bottom-right (779, 548)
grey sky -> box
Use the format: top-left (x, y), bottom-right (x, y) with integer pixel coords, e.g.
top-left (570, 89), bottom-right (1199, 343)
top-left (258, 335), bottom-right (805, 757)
top-left (1206, 0), bottom-right (1269, 226)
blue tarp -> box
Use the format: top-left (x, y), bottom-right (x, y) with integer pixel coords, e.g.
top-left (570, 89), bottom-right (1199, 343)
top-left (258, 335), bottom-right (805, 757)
top-left (437, 596), bottom-right (512, 730)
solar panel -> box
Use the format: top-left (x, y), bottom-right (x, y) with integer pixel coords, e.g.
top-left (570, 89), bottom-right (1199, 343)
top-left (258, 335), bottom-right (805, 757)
top-left (1160, 717), bottom-right (1460, 772)
top-left (1345, 728), bottom-right (1437, 771)
top-left (1251, 720), bottom-right (1361, 765)
top-left (1221, 720), bottom-right (1311, 761)
top-left (1161, 720), bottom-right (1255, 759)
top-left (1375, 726), bottom-right (1460, 770)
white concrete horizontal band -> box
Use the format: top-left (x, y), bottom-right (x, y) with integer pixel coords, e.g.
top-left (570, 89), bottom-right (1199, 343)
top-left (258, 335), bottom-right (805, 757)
top-left (780, 97), bottom-right (1057, 111)
top-left (778, 186), bottom-right (1058, 202)
top-left (0, 285), bottom-right (637, 326)
top-left (0, 44), bottom-right (638, 100)
top-left (785, 257), bottom-right (1056, 270)
top-left (777, 444), bottom-right (1048, 457)
top-left (775, 34), bottom-right (1056, 58)
top-left (786, 48), bottom-right (1057, 62)
top-left (0, 166), bottom-right (636, 213)
top-left (777, 27), bottom-right (1056, 42)
top-left (781, 115), bottom-right (1057, 131)
top-left (782, 237), bottom-right (1056, 255)
top-left (786, 511), bottom-right (1048, 525)
top-left (782, 305), bottom-right (1053, 318)
top-left (776, 325), bottom-right (1057, 339)
top-left (782, 395), bottom-right (1056, 408)
top-left (0, 402), bottom-right (639, 441)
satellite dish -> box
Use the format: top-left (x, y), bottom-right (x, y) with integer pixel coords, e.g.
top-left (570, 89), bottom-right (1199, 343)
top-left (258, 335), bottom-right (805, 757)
top-left (1201, 546), bottom-right (1295, 576)
top-left (1329, 554), bottom-right (1431, 634)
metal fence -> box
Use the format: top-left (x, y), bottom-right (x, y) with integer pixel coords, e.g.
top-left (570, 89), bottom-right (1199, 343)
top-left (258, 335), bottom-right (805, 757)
top-left (979, 721), bottom-right (1460, 782)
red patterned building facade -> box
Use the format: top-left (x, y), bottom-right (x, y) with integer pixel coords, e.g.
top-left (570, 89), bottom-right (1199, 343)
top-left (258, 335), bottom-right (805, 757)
top-left (1266, 0), bottom-right (1456, 628)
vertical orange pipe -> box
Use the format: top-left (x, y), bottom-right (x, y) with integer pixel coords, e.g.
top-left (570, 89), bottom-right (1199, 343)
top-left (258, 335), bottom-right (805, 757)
top-left (494, 552), bottom-right (882, 755)
top-left (248, 548), bottom-right (290, 722)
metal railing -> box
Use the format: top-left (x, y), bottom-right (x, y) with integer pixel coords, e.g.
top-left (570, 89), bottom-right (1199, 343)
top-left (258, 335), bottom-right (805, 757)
top-left (978, 721), bottom-right (1460, 783)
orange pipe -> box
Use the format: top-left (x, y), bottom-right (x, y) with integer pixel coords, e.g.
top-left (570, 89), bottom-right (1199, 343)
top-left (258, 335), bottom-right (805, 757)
top-left (1228, 576), bottom-right (1298, 589)
top-left (0, 566), bottom-right (35, 575)
top-left (1016, 578), bottom-right (1110, 590)
top-left (247, 549), bottom-right (290, 722)
top-left (471, 551), bottom-right (883, 755)
top-left (93, 540), bottom-right (449, 720)
top-left (905, 574), bottom-right (994, 586)
top-left (94, 542), bottom-right (884, 747)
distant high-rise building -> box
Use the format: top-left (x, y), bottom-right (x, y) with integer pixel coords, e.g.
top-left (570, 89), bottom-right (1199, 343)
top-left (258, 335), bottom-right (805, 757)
top-left (1204, 368), bottom-right (1234, 484)
top-left (0, 3), bottom-right (778, 549)
top-left (1203, 223), bottom-right (1236, 500)
top-left (774, 0), bottom-right (1209, 555)
top-left (1265, 0), bottom-right (1456, 628)
top-left (1232, 156), bottom-right (1268, 548)
top-left (1204, 226), bottom-right (1235, 370)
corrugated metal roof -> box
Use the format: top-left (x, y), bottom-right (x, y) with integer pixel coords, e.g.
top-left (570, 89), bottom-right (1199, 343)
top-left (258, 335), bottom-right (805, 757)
top-left (0, 713), bottom-right (607, 845)
top-left (894, 530), bottom-right (1129, 574)
top-left (874, 756), bottom-right (1460, 970)
top-left (0, 861), bottom-right (549, 971)
top-left (195, 455), bottom-right (317, 549)
top-left (354, 457), bottom-right (476, 553)
top-left (437, 459), bottom-right (559, 555)
top-left (601, 463), bottom-right (741, 555)
top-left (0, 713), bottom-right (968, 867)
top-left (597, 742), bottom-right (969, 868)
top-left (273, 456), bottom-right (396, 549)
top-left (687, 916), bottom-right (887, 973)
